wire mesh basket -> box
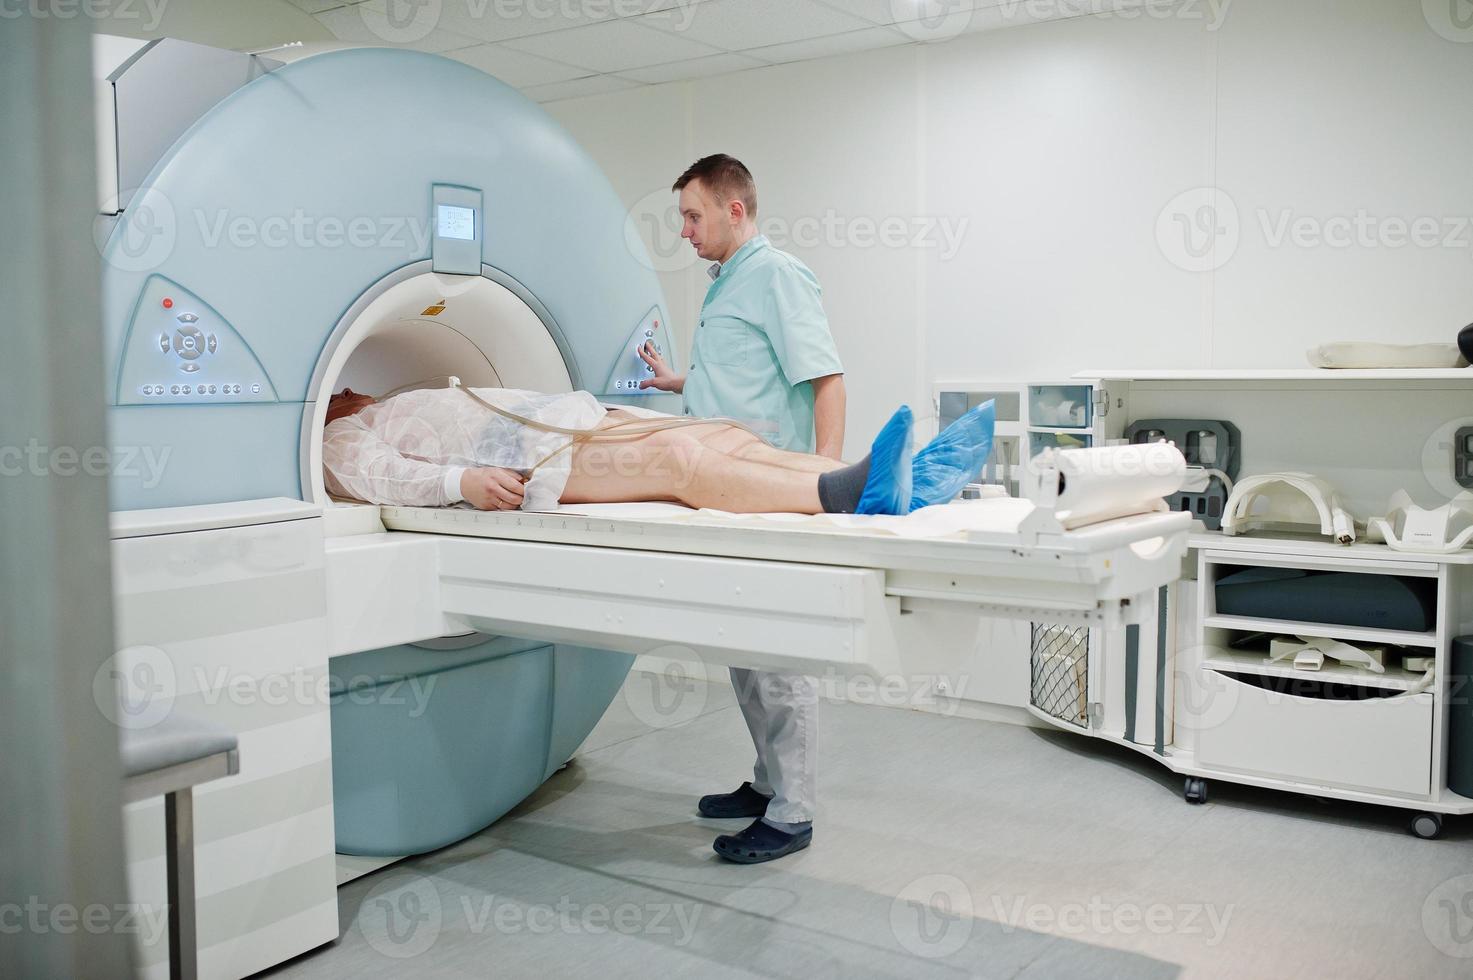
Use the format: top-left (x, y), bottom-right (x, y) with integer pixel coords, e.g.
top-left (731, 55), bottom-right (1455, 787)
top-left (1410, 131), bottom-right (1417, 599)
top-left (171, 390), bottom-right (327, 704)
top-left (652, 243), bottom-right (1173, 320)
top-left (1031, 623), bottom-right (1090, 728)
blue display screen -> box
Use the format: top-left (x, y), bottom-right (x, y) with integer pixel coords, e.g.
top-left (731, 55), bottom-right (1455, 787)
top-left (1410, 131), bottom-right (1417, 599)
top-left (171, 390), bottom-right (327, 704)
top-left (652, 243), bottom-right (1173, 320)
top-left (437, 204), bottom-right (476, 241)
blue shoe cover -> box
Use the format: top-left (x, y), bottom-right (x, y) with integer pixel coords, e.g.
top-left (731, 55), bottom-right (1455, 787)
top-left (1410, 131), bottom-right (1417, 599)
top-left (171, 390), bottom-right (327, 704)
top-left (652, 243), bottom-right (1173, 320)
top-left (910, 400), bottom-right (995, 511)
top-left (855, 405), bottom-right (914, 516)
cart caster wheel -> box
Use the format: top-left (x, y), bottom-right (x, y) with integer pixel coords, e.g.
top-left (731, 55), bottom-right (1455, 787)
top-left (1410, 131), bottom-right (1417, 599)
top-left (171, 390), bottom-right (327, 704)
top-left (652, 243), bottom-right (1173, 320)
top-left (1410, 812), bottom-right (1443, 840)
top-left (1184, 777), bottom-right (1209, 805)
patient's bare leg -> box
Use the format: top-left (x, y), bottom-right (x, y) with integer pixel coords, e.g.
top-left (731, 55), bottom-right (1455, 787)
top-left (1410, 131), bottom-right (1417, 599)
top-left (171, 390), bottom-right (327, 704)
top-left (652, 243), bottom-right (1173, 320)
top-left (561, 423), bottom-right (824, 513)
top-left (706, 427), bottom-right (840, 475)
top-left (606, 413), bottom-right (841, 475)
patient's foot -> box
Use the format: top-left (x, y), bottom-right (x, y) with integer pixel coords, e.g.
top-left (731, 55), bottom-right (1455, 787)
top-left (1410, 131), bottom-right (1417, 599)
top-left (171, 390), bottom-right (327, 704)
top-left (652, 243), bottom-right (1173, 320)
top-left (910, 400), bottom-right (995, 511)
top-left (817, 406), bottom-right (914, 515)
top-left (857, 406), bottom-right (914, 515)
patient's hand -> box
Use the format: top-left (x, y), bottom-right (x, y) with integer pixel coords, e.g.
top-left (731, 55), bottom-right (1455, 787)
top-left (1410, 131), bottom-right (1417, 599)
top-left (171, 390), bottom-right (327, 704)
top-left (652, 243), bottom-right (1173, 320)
top-left (461, 467), bottom-right (526, 510)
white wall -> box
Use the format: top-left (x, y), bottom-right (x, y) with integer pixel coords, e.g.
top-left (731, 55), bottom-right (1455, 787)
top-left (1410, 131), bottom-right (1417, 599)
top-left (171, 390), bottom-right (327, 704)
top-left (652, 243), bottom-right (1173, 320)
top-left (550, 0), bottom-right (1473, 459)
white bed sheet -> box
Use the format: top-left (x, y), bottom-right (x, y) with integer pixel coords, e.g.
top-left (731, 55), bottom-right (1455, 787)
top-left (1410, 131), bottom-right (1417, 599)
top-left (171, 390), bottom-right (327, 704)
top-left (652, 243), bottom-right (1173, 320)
top-left (539, 498), bottom-right (1039, 540)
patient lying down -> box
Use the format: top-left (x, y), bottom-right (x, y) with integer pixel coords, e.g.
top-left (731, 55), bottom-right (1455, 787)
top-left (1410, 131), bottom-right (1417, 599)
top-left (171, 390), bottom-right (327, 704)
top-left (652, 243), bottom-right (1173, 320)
top-left (323, 383), bottom-right (995, 515)
top-left (321, 385), bottom-right (941, 516)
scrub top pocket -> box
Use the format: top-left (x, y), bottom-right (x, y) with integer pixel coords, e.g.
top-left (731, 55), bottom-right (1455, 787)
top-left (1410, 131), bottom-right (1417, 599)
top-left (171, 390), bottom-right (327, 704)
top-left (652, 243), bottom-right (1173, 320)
top-left (699, 316), bottom-right (750, 367)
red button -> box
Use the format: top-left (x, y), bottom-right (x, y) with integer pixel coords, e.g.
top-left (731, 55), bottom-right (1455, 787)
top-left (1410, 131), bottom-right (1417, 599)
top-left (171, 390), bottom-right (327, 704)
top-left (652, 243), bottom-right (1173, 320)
top-left (162, 298), bottom-right (174, 309)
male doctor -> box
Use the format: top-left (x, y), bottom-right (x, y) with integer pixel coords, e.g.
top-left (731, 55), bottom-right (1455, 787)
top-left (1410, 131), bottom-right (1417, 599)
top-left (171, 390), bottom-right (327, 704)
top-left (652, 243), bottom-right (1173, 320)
top-left (639, 153), bottom-right (845, 864)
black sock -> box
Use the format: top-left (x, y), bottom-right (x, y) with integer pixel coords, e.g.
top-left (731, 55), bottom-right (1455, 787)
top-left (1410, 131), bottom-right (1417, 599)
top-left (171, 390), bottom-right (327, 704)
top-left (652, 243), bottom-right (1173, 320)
top-left (817, 454), bottom-right (871, 514)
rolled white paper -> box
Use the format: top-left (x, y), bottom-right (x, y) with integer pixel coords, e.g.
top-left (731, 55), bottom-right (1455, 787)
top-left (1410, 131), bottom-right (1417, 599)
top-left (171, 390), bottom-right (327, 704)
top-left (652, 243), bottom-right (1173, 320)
top-left (1026, 443), bottom-right (1186, 528)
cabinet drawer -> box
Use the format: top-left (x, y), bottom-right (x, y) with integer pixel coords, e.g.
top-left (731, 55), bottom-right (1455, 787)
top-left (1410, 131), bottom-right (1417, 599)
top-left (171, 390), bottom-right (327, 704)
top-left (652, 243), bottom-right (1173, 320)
top-left (1195, 670), bottom-right (1432, 798)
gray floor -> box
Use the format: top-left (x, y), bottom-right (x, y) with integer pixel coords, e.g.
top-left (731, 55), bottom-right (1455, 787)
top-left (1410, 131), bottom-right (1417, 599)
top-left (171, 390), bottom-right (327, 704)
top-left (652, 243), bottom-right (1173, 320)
top-left (267, 675), bottom-right (1473, 980)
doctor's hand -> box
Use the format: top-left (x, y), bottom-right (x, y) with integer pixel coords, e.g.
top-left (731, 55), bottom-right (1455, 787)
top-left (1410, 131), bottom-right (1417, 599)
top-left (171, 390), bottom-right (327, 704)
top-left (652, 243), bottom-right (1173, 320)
top-left (637, 341), bottom-right (685, 394)
top-left (461, 467), bottom-right (526, 511)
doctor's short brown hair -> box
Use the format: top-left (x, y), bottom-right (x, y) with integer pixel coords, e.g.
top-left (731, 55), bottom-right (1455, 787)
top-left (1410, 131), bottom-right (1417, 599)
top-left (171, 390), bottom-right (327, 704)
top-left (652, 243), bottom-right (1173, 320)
top-left (673, 154), bottom-right (758, 218)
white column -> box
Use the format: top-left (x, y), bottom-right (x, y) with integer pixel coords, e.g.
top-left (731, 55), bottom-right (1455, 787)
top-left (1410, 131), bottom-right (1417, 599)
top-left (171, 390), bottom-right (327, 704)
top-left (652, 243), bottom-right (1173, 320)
top-left (0, 12), bottom-right (137, 979)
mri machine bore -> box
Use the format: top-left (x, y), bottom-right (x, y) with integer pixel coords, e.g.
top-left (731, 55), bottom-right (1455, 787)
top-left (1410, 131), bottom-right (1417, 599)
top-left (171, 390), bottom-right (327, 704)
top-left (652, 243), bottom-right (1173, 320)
top-left (96, 41), bottom-right (1192, 980)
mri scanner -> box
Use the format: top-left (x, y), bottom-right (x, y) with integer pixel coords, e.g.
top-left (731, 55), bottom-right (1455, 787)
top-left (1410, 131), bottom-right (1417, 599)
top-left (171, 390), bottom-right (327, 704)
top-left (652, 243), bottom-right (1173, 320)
top-left (95, 40), bottom-right (1193, 979)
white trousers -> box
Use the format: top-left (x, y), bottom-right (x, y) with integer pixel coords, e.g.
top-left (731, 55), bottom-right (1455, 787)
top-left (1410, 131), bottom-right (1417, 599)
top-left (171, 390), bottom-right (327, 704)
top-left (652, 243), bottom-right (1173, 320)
top-left (729, 667), bottom-right (817, 826)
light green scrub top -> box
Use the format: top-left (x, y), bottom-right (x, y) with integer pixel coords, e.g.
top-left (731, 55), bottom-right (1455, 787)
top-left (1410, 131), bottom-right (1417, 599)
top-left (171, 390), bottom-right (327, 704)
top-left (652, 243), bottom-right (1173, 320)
top-left (682, 235), bottom-right (844, 453)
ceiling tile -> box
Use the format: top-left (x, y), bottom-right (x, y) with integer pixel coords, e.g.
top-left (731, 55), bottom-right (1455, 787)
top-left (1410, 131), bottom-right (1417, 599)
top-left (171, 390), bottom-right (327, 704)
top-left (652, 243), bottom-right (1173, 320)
top-left (744, 23), bottom-right (912, 63)
top-left (284, 0), bottom-right (356, 15)
top-left (430, 0), bottom-right (621, 43)
top-left (618, 51), bottom-right (765, 84)
top-left (503, 17), bottom-right (723, 72)
top-left (445, 42), bottom-right (592, 86)
top-left (521, 73), bottom-right (643, 103)
top-left (425, 0), bottom-right (720, 44)
top-left (640, 0), bottom-right (874, 51)
top-left (820, 0), bottom-right (995, 30)
top-left (315, 1), bottom-right (481, 52)
top-left (960, 0), bottom-right (1086, 35)
top-left (890, 0), bottom-right (993, 43)
top-left (643, 0), bottom-right (714, 12)
top-left (811, 0), bottom-right (904, 24)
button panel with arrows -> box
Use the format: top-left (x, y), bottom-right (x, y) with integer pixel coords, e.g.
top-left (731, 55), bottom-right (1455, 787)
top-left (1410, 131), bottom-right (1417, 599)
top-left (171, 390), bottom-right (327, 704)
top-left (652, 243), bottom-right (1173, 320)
top-left (117, 275), bottom-right (278, 405)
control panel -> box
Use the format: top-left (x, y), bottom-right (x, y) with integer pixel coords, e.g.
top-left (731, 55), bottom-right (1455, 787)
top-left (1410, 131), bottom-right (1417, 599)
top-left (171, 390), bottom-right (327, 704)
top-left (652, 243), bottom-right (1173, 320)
top-left (115, 275), bottom-right (278, 405)
top-left (602, 306), bottom-right (673, 396)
